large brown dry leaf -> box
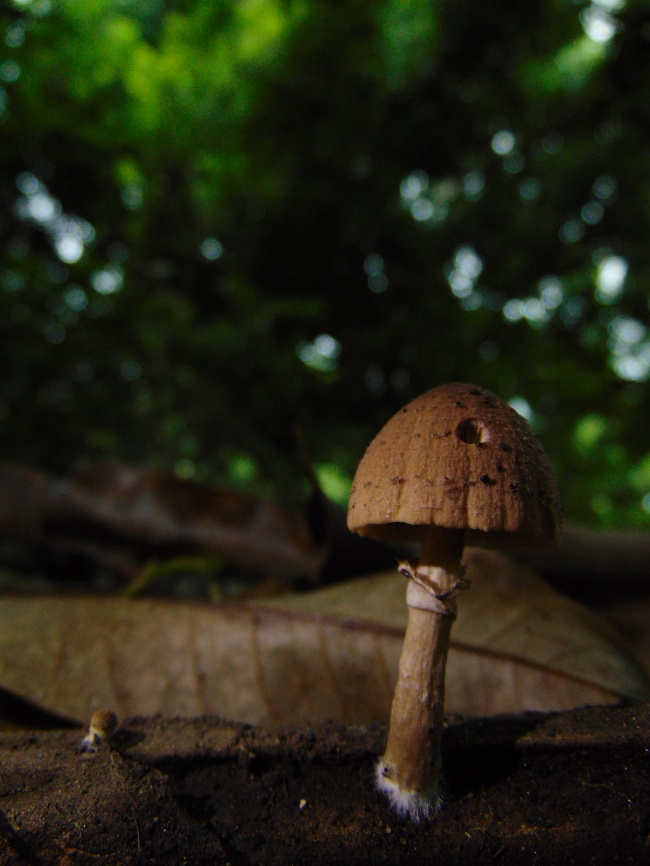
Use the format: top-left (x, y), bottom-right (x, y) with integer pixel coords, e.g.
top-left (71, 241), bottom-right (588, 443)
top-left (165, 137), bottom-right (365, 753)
top-left (0, 550), bottom-right (647, 726)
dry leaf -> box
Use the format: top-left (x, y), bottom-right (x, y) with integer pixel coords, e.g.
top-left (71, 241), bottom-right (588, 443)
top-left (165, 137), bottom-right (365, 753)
top-left (0, 462), bottom-right (326, 578)
top-left (604, 593), bottom-right (650, 677)
top-left (525, 523), bottom-right (650, 583)
top-left (0, 550), bottom-right (647, 727)
top-left (257, 549), bottom-right (650, 716)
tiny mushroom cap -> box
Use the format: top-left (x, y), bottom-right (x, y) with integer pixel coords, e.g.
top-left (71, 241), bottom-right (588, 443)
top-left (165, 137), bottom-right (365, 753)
top-left (347, 382), bottom-right (562, 551)
top-left (347, 383), bottom-right (562, 821)
top-left (79, 708), bottom-right (119, 753)
top-left (89, 708), bottom-right (119, 740)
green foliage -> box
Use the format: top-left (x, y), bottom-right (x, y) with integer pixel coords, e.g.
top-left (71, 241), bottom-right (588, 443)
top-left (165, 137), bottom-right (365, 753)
top-left (378, 0), bottom-right (439, 88)
top-left (1, 0), bottom-right (649, 528)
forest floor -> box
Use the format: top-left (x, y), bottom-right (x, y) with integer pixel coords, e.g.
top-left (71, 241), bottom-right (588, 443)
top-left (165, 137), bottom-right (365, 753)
top-left (1, 702), bottom-right (649, 866)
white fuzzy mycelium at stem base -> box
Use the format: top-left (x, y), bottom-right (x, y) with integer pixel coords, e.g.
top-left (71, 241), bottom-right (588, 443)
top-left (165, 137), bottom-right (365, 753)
top-left (375, 764), bottom-right (445, 823)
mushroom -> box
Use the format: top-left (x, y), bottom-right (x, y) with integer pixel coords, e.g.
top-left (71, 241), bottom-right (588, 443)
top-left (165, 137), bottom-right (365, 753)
top-left (347, 383), bottom-right (562, 821)
top-left (79, 708), bottom-right (119, 752)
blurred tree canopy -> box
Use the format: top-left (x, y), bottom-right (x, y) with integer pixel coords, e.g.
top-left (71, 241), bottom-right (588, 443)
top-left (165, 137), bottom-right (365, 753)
top-left (1, 0), bottom-right (649, 528)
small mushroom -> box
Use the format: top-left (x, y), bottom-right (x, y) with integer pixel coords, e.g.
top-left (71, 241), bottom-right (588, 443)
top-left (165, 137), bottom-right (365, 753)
top-left (347, 383), bottom-right (561, 821)
top-left (79, 708), bottom-right (119, 752)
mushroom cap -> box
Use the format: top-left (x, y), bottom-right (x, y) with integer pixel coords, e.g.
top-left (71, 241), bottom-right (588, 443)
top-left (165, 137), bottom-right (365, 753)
top-left (347, 383), bottom-right (562, 550)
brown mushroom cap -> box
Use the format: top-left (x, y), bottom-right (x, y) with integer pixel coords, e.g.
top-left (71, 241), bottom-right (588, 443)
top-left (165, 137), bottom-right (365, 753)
top-left (347, 383), bottom-right (562, 550)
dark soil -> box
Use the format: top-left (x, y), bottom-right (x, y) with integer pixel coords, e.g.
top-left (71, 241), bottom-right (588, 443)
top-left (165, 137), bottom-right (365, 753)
top-left (1, 703), bottom-right (650, 866)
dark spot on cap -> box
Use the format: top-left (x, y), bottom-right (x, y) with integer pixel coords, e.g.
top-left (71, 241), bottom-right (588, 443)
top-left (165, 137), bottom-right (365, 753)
top-left (470, 389), bottom-right (482, 396)
top-left (496, 464), bottom-right (504, 472)
top-left (455, 401), bottom-right (467, 408)
top-left (509, 482), bottom-right (518, 491)
top-left (499, 443), bottom-right (512, 452)
top-left (480, 474), bottom-right (493, 485)
top-left (391, 477), bottom-right (405, 485)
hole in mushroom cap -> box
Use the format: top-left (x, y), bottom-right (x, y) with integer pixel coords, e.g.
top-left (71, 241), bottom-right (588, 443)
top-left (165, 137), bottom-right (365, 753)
top-left (456, 418), bottom-right (491, 445)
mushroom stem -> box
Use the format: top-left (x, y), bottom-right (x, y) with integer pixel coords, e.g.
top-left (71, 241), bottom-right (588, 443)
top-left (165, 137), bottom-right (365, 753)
top-left (377, 526), bottom-right (465, 821)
